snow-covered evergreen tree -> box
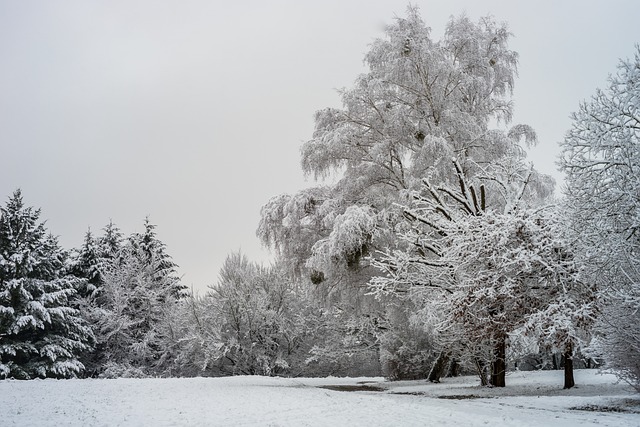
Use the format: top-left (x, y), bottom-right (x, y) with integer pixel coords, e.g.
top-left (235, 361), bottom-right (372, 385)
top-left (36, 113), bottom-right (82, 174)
top-left (0, 190), bottom-right (94, 379)
top-left (69, 229), bottom-right (103, 299)
top-left (128, 217), bottom-right (186, 300)
top-left (77, 218), bottom-right (185, 377)
top-left (97, 220), bottom-right (124, 263)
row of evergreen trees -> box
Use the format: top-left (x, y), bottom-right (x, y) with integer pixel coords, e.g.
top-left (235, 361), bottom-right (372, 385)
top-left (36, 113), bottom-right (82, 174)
top-left (0, 190), bottom-right (186, 379)
top-left (0, 189), bottom-right (379, 380)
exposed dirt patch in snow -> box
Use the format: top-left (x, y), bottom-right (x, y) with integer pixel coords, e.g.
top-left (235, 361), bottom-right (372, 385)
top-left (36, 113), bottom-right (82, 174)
top-left (318, 384), bottom-right (385, 392)
top-left (570, 398), bottom-right (640, 414)
top-left (437, 394), bottom-right (485, 400)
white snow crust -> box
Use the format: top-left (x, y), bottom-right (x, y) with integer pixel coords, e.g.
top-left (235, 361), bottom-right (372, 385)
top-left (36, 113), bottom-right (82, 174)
top-left (2, 369), bottom-right (638, 426)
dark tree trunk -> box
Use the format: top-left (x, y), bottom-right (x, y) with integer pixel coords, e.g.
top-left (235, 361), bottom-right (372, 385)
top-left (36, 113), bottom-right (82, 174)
top-left (491, 335), bottom-right (506, 387)
top-left (428, 351), bottom-right (450, 383)
top-left (447, 358), bottom-right (460, 377)
top-left (563, 343), bottom-right (575, 389)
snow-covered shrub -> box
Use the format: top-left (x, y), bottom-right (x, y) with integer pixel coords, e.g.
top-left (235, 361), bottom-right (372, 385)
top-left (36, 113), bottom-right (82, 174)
top-left (99, 362), bottom-right (148, 379)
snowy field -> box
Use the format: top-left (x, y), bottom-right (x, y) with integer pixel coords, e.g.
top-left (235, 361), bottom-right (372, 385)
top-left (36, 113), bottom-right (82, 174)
top-left (3, 370), bottom-right (639, 426)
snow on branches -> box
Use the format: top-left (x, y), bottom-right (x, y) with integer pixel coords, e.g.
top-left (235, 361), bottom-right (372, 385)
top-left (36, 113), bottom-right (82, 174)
top-left (0, 190), bottom-right (93, 379)
top-left (307, 205), bottom-right (377, 272)
top-left (561, 46), bottom-right (640, 390)
top-left (369, 153), bottom-right (587, 387)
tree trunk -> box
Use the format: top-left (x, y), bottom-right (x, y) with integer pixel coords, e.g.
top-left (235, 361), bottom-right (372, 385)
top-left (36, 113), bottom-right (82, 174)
top-left (428, 351), bottom-right (450, 383)
top-left (475, 358), bottom-right (490, 386)
top-left (491, 335), bottom-right (506, 387)
top-left (563, 343), bottom-right (575, 389)
top-left (447, 358), bottom-right (460, 377)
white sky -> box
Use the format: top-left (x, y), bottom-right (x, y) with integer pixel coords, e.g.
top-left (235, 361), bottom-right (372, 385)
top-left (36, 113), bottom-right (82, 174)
top-left (1, 1), bottom-right (639, 293)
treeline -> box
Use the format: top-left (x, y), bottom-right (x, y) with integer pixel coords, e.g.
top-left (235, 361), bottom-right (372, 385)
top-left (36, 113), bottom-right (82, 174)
top-left (1, 7), bottom-right (638, 390)
top-left (0, 195), bottom-right (186, 379)
top-left (0, 189), bottom-right (600, 382)
top-left (0, 192), bottom-right (376, 379)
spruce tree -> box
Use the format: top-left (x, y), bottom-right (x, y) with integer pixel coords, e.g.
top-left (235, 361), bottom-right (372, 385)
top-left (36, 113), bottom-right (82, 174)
top-left (98, 220), bottom-right (124, 263)
top-left (128, 217), bottom-right (186, 300)
top-left (88, 218), bottom-right (185, 376)
top-left (70, 229), bottom-right (102, 298)
top-left (0, 190), bottom-right (94, 379)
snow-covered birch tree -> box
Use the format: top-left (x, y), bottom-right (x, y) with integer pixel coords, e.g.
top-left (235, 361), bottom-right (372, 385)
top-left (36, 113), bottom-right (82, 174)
top-left (258, 6), bottom-right (546, 376)
top-left (259, 7), bottom-right (531, 283)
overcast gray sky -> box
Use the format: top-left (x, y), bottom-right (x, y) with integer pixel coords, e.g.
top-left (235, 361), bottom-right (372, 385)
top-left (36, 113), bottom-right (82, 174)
top-left (1, 0), bottom-right (639, 293)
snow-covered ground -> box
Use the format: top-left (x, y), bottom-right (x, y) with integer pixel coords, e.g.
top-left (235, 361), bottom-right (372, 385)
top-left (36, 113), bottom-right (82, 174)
top-left (3, 369), bottom-right (639, 426)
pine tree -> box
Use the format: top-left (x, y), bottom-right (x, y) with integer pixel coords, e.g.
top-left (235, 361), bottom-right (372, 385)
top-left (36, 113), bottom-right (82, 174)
top-left (69, 221), bottom-right (124, 376)
top-left (128, 217), bottom-right (186, 300)
top-left (70, 229), bottom-right (102, 298)
top-left (98, 220), bottom-right (124, 263)
top-left (87, 218), bottom-right (185, 377)
top-left (0, 190), bottom-right (94, 379)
